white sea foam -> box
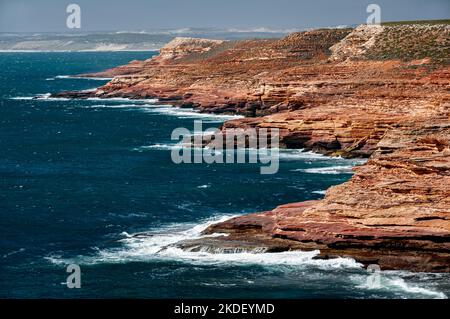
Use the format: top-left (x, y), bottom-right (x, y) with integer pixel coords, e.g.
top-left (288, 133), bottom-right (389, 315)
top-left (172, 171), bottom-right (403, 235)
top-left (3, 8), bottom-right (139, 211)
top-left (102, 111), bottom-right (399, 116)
top-left (138, 147), bottom-right (359, 162)
top-left (10, 93), bottom-right (70, 101)
top-left (45, 215), bottom-right (361, 270)
top-left (142, 106), bottom-right (244, 121)
top-left (133, 146), bottom-right (362, 167)
top-left (384, 277), bottom-right (447, 299)
top-left (44, 215), bottom-right (448, 299)
top-left (277, 149), bottom-right (330, 160)
top-left (352, 273), bottom-right (447, 299)
top-left (292, 165), bottom-right (355, 174)
top-left (312, 190), bottom-right (327, 195)
top-left (133, 143), bottom-right (183, 151)
top-left (10, 95), bottom-right (158, 104)
top-left (80, 88), bottom-right (98, 93)
top-left (38, 93), bottom-right (69, 101)
top-left (82, 103), bottom-right (155, 109)
top-left (51, 75), bottom-right (113, 80)
top-left (8, 94), bottom-right (247, 122)
top-left (85, 97), bottom-right (158, 103)
top-left (133, 143), bottom-right (207, 153)
top-left (279, 150), bottom-right (368, 165)
top-left (2, 248), bottom-right (26, 258)
top-left (10, 96), bottom-right (34, 100)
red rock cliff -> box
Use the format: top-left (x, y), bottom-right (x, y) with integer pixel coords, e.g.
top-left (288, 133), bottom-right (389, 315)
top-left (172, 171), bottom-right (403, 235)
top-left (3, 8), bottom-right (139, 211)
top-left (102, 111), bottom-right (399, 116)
top-left (54, 22), bottom-right (450, 271)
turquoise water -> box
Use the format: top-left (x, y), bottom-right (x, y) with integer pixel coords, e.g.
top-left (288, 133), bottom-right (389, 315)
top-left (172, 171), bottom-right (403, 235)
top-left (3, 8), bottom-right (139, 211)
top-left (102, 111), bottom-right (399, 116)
top-left (0, 52), bottom-right (449, 299)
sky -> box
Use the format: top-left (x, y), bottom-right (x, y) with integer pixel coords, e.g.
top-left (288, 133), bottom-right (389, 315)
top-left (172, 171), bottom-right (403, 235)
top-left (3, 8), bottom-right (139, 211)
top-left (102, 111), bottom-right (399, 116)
top-left (0, 0), bottom-right (449, 32)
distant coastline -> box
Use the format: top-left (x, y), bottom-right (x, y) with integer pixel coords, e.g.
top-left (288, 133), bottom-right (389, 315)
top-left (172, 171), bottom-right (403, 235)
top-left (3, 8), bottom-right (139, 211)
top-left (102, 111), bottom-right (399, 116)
top-left (0, 28), bottom-right (300, 52)
top-left (0, 49), bottom-right (160, 53)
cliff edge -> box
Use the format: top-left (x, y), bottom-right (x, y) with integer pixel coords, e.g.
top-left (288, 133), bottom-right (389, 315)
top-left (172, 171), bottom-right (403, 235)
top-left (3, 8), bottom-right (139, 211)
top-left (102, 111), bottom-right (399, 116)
top-left (53, 22), bottom-right (450, 271)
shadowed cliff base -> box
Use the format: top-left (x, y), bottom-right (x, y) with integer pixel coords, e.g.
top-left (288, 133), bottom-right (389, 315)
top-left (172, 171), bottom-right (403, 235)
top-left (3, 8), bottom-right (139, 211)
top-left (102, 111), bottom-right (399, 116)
top-left (52, 22), bottom-right (450, 271)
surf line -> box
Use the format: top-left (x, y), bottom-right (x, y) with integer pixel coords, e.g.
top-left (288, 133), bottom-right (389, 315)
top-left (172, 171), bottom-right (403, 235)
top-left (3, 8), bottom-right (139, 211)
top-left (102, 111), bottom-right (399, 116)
top-left (170, 120), bottom-right (280, 174)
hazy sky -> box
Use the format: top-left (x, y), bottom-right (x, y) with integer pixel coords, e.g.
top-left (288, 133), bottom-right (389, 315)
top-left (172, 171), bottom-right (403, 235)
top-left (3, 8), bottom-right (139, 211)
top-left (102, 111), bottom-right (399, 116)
top-left (0, 0), bottom-right (449, 32)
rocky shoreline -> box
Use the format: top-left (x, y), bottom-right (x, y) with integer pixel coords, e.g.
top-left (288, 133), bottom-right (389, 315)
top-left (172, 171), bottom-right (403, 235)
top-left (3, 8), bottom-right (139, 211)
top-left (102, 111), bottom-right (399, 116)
top-left (53, 22), bottom-right (450, 272)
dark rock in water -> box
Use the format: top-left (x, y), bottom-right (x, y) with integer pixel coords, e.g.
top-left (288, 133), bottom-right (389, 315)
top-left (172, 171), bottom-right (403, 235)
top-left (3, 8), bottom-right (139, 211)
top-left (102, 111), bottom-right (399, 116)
top-left (50, 90), bottom-right (95, 99)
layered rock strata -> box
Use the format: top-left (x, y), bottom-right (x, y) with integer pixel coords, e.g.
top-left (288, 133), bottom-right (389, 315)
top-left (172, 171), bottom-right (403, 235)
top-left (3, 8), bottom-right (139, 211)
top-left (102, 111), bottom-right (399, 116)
top-left (181, 120), bottom-right (450, 272)
top-left (53, 23), bottom-right (450, 271)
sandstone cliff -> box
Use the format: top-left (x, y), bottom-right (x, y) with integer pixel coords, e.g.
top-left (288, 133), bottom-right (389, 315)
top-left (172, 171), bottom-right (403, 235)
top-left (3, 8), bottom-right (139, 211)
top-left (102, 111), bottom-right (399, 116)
top-left (185, 120), bottom-right (450, 272)
top-left (53, 22), bottom-right (450, 271)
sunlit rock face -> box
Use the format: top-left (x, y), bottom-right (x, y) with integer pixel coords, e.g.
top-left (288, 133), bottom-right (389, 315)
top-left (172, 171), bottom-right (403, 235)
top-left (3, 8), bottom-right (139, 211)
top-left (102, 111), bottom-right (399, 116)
top-left (53, 23), bottom-right (450, 271)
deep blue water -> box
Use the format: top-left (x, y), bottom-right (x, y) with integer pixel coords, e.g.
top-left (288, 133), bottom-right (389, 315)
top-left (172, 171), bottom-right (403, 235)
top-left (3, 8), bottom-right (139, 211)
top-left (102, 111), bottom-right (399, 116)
top-left (0, 52), bottom-right (449, 299)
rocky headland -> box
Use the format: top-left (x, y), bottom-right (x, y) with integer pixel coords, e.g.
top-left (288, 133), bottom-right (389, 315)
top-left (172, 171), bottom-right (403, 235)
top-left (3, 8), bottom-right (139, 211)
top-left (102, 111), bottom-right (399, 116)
top-left (54, 21), bottom-right (450, 272)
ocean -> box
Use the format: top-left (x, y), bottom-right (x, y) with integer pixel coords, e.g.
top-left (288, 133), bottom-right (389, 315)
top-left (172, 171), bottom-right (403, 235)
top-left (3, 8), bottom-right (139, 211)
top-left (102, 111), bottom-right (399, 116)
top-left (0, 52), bottom-right (448, 299)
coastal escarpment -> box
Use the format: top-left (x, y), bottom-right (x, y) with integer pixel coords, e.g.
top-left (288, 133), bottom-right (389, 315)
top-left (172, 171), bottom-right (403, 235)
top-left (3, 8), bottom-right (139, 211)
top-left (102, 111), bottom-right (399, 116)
top-left (182, 119), bottom-right (450, 272)
top-left (53, 22), bottom-right (450, 271)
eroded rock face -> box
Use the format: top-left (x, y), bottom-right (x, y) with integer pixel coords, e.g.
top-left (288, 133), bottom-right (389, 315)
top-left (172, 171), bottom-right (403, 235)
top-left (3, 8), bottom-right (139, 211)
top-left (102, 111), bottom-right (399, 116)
top-left (52, 23), bottom-right (450, 271)
top-left (329, 24), bottom-right (384, 61)
top-left (158, 37), bottom-right (225, 60)
top-left (181, 121), bottom-right (450, 272)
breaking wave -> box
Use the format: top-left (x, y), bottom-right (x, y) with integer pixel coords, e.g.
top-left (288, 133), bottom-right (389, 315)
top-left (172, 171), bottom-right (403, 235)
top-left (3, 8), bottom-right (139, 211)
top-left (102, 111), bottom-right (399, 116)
top-left (10, 94), bottom-right (158, 104)
top-left (47, 75), bottom-right (113, 81)
top-left (278, 150), bottom-right (366, 164)
top-left (45, 215), bottom-right (361, 270)
top-left (44, 215), bottom-right (448, 299)
top-left (292, 165), bottom-right (355, 174)
top-left (142, 106), bottom-right (244, 121)
top-left (351, 273), bottom-right (447, 299)
top-left (84, 97), bottom-right (158, 103)
top-left (10, 93), bottom-right (70, 101)
top-left (133, 143), bottom-right (182, 151)
top-left (73, 102), bottom-right (238, 122)
top-left (278, 149), bottom-right (330, 160)
top-left (132, 146), bottom-right (367, 168)
top-left (81, 103), bottom-right (156, 109)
